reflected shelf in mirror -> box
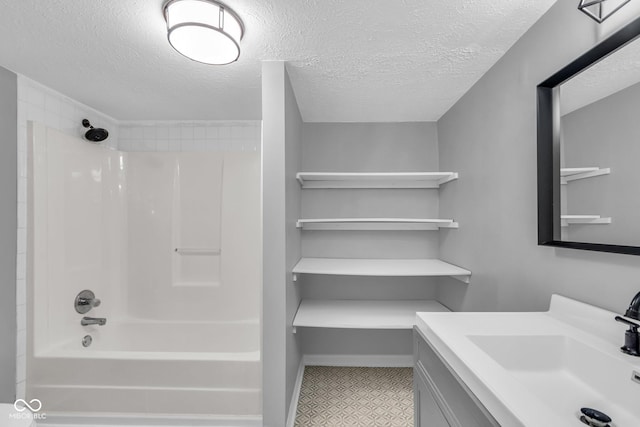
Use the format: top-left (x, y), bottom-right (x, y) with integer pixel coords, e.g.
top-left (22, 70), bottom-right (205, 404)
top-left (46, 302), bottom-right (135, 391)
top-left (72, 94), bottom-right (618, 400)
top-left (560, 215), bottom-right (612, 227)
top-left (560, 167), bottom-right (610, 184)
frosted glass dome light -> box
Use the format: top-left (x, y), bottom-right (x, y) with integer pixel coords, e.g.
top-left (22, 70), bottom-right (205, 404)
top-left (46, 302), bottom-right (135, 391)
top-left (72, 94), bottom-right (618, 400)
top-left (163, 0), bottom-right (244, 65)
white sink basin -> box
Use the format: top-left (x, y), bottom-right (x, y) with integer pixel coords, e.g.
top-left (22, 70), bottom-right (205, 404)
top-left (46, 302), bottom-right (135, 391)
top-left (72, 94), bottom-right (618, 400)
top-left (469, 334), bottom-right (607, 372)
top-left (415, 295), bottom-right (640, 427)
top-left (469, 334), bottom-right (639, 424)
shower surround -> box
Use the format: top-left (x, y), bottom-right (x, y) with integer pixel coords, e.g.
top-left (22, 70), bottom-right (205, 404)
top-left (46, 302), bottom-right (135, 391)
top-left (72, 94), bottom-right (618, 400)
top-left (26, 122), bottom-right (261, 419)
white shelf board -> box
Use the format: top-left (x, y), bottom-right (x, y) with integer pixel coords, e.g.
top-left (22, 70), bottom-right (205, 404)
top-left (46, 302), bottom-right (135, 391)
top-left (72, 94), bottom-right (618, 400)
top-left (561, 167), bottom-right (610, 184)
top-left (296, 172), bottom-right (458, 189)
top-left (292, 299), bottom-right (450, 331)
top-left (292, 257), bottom-right (471, 283)
top-left (296, 218), bottom-right (459, 231)
top-left (561, 215), bottom-right (612, 226)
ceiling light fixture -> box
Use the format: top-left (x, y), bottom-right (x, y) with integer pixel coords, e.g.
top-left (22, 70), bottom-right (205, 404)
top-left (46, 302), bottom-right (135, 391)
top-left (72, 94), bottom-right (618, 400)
top-left (578, 0), bottom-right (631, 23)
top-left (163, 0), bottom-right (244, 65)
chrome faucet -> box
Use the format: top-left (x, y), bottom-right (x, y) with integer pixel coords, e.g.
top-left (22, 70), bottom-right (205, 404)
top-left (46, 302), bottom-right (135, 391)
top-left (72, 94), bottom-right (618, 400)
top-left (615, 291), bottom-right (640, 356)
top-left (75, 290), bottom-right (101, 314)
top-left (81, 317), bottom-right (107, 326)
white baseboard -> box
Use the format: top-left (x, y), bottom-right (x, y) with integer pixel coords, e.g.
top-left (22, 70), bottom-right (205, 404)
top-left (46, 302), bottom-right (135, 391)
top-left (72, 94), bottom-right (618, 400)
top-left (39, 412), bottom-right (262, 427)
top-left (303, 354), bottom-right (413, 367)
top-left (285, 361), bottom-right (305, 427)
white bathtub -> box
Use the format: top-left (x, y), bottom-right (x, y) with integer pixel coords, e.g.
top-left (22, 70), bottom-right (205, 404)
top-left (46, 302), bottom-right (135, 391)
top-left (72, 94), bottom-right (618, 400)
top-left (28, 126), bottom-right (262, 424)
top-left (47, 319), bottom-right (260, 357)
top-left (27, 320), bottom-right (261, 418)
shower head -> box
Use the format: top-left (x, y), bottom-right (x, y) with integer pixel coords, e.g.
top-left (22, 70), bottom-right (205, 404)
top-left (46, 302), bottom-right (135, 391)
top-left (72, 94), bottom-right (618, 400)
top-left (82, 119), bottom-right (109, 143)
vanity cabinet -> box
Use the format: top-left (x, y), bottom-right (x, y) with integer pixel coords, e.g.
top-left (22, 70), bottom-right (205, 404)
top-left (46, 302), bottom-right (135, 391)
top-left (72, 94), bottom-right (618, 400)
top-left (413, 328), bottom-right (499, 427)
top-left (414, 367), bottom-right (449, 427)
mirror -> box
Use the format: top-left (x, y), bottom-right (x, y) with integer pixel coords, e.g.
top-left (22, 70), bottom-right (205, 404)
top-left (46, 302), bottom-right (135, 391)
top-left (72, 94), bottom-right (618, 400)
top-left (538, 16), bottom-right (640, 255)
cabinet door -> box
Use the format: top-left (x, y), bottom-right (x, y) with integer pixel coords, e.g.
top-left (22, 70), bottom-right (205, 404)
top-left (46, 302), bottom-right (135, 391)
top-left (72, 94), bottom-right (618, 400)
top-left (414, 368), bottom-right (450, 427)
top-left (414, 329), bottom-right (500, 427)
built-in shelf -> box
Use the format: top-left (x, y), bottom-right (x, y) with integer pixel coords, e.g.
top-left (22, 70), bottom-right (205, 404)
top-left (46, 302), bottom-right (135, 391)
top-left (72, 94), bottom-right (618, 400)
top-left (296, 172), bottom-right (458, 189)
top-left (561, 167), bottom-right (610, 184)
top-left (561, 215), bottom-right (612, 227)
top-left (292, 257), bottom-right (472, 283)
top-left (296, 218), bottom-right (458, 230)
top-left (292, 299), bottom-right (450, 332)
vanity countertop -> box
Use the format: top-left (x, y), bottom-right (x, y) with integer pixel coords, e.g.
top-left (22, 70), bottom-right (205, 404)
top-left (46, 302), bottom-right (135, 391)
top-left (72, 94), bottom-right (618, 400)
top-left (415, 295), bottom-right (640, 427)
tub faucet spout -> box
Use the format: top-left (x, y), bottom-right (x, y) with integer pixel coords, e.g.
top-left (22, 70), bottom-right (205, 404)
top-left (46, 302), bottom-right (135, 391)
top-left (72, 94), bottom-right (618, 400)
top-left (81, 317), bottom-right (107, 326)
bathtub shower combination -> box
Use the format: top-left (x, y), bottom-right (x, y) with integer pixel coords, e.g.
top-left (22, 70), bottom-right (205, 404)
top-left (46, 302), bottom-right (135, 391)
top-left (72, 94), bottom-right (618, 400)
top-left (26, 122), bottom-right (261, 420)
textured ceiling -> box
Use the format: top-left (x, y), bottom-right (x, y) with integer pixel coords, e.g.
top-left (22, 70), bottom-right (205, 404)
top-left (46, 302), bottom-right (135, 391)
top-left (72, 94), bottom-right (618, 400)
top-left (0, 0), bottom-right (556, 122)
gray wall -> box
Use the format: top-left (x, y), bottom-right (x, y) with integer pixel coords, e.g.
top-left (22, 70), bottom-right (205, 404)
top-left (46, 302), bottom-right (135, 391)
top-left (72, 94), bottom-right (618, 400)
top-left (299, 123), bottom-right (441, 356)
top-left (0, 65), bottom-right (17, 402)
top-left (262, 61), bottom-right (302, 427)
top-left (437, 0), bottom-right (640, 313)
top-left (284, 63), bottom-right (303, 423)
top-left (562, 81), bottom-right (640, 246)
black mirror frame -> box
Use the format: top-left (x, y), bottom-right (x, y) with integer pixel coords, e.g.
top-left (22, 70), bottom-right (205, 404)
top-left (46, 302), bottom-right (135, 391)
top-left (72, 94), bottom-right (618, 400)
top-left (537, 15), bottom-right (640, 256)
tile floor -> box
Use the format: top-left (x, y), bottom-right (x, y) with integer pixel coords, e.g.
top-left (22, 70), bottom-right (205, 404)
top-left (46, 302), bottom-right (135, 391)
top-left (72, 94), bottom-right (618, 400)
top-left (294, 366), bottom-right (413, 427)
